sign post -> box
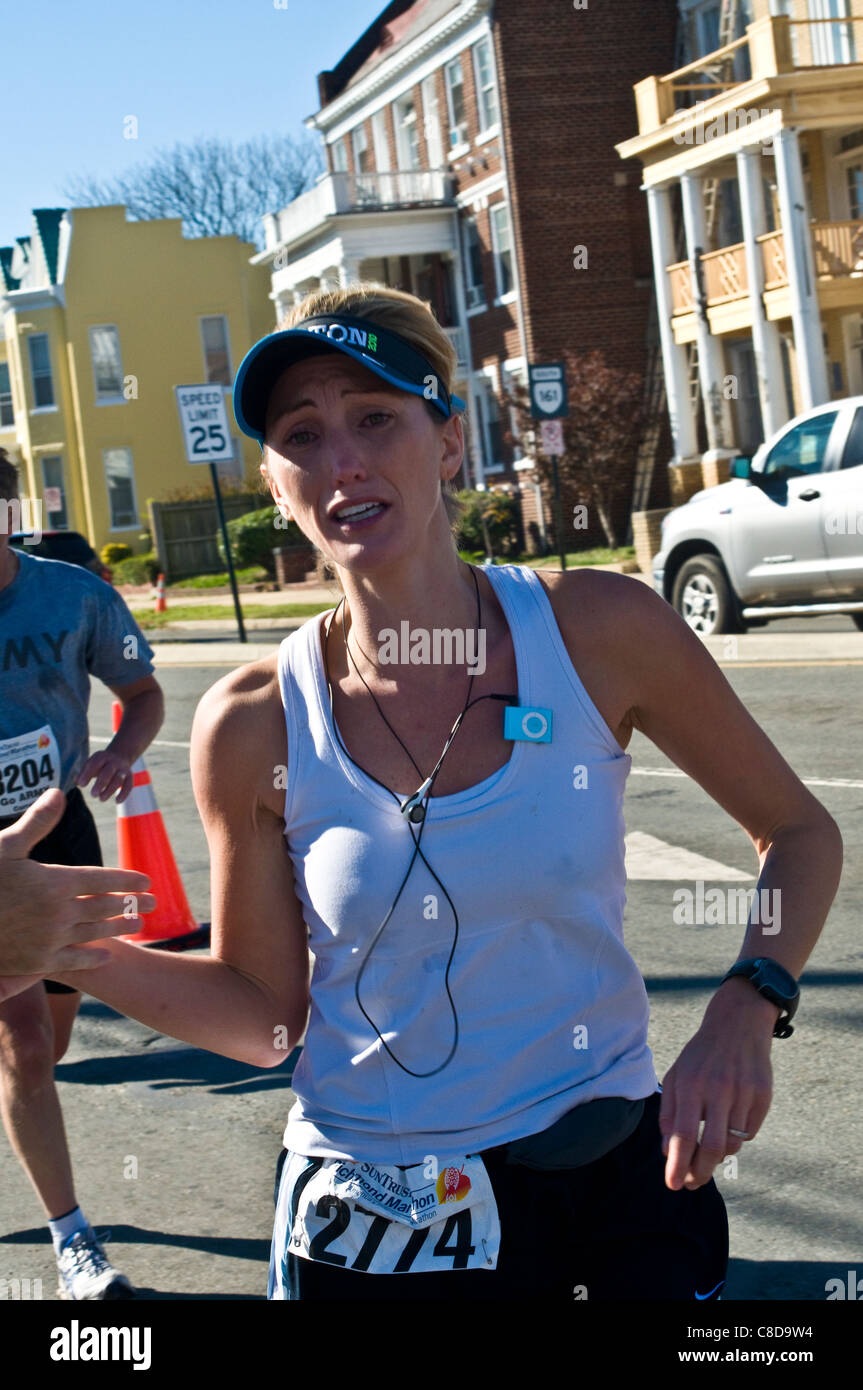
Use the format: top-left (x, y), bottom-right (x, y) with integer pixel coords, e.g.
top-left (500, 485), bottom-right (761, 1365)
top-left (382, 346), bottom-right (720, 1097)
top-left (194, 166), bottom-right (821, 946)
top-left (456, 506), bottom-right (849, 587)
top-left (528, 363), bottom-right (569, 572)
top-left (174, 385), bottom-right (246, 644)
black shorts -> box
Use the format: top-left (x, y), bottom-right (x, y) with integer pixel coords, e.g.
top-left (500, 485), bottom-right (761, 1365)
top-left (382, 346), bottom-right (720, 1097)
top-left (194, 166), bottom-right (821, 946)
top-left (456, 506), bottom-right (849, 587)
top-left (273, 1092), bottom-right (729, 1301)
top-left (7, 787), bottom-right (103, 996)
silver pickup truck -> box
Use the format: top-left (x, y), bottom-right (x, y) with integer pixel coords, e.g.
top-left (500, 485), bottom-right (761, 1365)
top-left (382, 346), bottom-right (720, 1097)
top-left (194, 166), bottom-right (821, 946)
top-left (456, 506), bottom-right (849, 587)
top-left (652, 397), bottom-right (863, 635)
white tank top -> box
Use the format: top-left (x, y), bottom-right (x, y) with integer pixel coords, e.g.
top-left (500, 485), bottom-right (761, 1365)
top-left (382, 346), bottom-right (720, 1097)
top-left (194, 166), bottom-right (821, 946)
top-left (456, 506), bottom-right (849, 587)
top-left (276, 562), bottom-right (658, 1164)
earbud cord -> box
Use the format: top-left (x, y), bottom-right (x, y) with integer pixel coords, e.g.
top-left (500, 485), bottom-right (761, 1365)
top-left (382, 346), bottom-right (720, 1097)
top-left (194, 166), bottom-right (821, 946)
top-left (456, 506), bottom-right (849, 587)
top-left (322, 565), bottom-right (489, 1076)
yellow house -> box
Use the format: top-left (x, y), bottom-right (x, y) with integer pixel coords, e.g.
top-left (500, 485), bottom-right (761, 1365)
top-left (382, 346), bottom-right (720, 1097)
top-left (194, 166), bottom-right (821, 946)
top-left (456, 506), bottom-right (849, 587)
top-left (616, 0), bottom-right (863, 494)
top-left (0, 206), bottom-right (273, 550)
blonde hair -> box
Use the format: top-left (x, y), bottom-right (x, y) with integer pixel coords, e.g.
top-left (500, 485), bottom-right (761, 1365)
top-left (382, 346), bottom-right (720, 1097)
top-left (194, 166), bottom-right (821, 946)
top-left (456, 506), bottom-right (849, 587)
top-left (276, 283), bottom-right (459, 402)
top-left (262, 284), bottom-right (468, 568)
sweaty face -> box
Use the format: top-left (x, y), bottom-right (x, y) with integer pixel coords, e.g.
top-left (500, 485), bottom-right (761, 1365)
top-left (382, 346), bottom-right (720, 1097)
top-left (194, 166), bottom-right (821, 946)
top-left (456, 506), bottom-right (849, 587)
top-left (261, 352), bottom-right (462, 573)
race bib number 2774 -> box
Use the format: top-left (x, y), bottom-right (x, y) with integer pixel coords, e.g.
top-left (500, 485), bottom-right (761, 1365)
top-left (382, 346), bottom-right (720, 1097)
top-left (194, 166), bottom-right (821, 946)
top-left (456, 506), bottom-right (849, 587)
top-left (271, 1151), bottom-right (501, 1291)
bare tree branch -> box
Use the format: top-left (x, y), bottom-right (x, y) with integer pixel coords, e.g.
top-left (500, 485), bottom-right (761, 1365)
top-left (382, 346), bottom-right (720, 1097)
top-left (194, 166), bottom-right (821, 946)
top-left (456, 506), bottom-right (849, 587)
top-left (64, 133), bottom-right (323, 246)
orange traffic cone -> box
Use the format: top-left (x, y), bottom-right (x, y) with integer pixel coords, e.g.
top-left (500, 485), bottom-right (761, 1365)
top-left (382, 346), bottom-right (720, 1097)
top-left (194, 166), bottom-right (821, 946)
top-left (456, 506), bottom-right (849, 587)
top-left (112, 702), bottom-right (208, 951)
top-left (154, 574), bottom-right (167, 614)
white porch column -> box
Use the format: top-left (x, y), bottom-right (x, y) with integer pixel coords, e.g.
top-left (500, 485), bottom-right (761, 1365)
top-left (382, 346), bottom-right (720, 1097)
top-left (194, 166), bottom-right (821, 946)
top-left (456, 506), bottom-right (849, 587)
top-left (736, 148), bottom-right (790, 437)
top-left (645, 184), bottom-right (699, 461)
top-left (680, 171), bottom-right (735, 453)
top-left (772, 127), bottom-right (829, 410)
top-left (339, 257), bottom-right (362, 288)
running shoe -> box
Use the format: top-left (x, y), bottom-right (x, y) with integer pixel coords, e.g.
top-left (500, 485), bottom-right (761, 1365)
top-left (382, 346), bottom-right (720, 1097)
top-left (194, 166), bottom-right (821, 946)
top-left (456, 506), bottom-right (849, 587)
top-left (56, 1226), bottom-right (135, 1300)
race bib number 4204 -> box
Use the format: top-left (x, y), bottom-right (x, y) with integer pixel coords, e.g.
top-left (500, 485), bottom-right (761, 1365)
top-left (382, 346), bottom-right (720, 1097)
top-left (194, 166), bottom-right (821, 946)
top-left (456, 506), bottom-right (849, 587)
top-left (272, 1152), bottom-right (500, 1289)
top-left (0, 726), bottom-right (61, 816)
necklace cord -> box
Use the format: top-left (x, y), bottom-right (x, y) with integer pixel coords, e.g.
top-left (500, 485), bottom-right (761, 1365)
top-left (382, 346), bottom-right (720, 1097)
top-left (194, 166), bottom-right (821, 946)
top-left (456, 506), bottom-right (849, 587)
top-left (322, 565), bottom-right (486, 1077)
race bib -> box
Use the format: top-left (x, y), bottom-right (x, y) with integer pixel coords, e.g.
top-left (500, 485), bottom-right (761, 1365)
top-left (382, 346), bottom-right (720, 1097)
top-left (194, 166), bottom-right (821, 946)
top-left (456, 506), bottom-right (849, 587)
top-left (271, 1151), bottom-right (500, 1291)
top-left (0, 726), bottom-right (61, 816)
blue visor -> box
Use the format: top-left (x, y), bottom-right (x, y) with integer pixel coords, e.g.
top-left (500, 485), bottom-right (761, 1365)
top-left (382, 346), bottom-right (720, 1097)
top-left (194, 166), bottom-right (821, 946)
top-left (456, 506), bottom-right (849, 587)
top-left (233, 313), bottom-right (466, 445)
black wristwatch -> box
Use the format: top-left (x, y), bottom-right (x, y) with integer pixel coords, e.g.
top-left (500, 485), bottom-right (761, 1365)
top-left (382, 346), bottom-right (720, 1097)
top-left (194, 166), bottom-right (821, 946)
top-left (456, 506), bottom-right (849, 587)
top-left (719, 957), bottom-right (800, 1038)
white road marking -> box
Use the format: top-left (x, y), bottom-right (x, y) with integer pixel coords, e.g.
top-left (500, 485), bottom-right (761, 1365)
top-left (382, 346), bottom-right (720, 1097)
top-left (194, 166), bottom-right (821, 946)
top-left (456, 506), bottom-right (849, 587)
top-left (624, 830), bottom-right (753, 881)
top-left (630, 767), bottom-right (863, 790)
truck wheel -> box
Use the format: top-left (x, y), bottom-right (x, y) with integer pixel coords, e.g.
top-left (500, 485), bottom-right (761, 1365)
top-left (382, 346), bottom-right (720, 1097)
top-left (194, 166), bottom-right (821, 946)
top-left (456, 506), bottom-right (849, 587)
top-left (671, 555), bottom-right (743, 636)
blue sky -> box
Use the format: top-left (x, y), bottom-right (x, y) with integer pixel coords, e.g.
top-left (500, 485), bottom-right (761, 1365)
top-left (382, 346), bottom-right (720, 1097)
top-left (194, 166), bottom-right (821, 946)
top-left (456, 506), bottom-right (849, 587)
top-left (0, 0), bottom-right (387, 248)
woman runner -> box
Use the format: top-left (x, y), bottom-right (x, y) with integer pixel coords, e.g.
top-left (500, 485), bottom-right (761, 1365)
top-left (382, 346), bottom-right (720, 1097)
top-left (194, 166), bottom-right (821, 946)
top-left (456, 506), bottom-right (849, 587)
top-left (48, 285), bottom-right (842, 1301)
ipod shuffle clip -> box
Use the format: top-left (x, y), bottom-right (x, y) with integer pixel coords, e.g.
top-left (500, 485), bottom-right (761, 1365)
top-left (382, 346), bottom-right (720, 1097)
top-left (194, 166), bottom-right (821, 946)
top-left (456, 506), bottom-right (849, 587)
top-left (503, 706), bottom-right (553, 743)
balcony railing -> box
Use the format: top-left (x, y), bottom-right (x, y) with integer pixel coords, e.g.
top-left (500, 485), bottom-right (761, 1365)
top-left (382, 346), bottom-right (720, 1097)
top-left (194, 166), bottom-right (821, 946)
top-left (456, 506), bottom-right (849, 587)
top-left (667, 220), bottom-right (863, 314)
top-left (266, 170), bottom-right (455, 249)
top-left (635, 13), bottom-right (863, 134)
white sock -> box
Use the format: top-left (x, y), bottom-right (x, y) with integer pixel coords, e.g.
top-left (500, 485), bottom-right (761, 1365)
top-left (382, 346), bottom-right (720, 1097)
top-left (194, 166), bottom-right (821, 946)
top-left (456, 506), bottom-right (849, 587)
top-left (49, 1205), bottom-right (88, 1256)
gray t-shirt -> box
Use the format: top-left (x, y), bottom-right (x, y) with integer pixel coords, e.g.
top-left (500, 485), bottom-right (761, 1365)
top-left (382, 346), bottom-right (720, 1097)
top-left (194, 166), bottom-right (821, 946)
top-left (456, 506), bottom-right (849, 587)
top-left (0, 549), bottom-right (156, 817)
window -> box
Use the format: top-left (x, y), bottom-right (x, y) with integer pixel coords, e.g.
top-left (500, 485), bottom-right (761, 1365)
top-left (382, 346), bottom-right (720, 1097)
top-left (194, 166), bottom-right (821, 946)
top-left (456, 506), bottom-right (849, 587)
top-left (89, 325), bottom-right (124, 399)
top-left (422, 75), bottom-right (444, 167)
top-left (41, 456), bottom-right (68, 530)
top-left (0, 363), bottom-right (13, 427)
top-left (808, 0), bottom-right (855, 63)
top-left (490, 203), bottom-right (514, 298)
top-left (371, 110), bottom-right (390, 169)
top-left (501, 364), bottom-right (526, 464)
top-left (27, 334), bottom-right (54, 409)
top-left (847, 162), bottom-right (863, 219)
top-left (200, 315), bottom-right (232, 386)
top-left (841, 406), bottom-right (863, 468)
top-left (476, 379), bottom-right (505, 472)
top-left (445, 57), bottom-right (468, 149)
top-left (103, 447), bottom-right (138, 529)
top-left (462, 215), bottom-right (485, 308)
top-left (763, 411), bottom-right (838, 476)
top-left (395, 94), bottom-right (421, 170)
top-left (352, 124), bottom-right (371, 174)
top-left (473, 37), bottom-right (499, 132)
top-left (332, 138), bottom-right (348, 173)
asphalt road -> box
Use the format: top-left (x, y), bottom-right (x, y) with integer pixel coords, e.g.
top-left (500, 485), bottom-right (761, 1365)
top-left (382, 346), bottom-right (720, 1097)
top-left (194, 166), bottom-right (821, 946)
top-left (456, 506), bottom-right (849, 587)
top-left (0, 629), bottom-right (860, 1301)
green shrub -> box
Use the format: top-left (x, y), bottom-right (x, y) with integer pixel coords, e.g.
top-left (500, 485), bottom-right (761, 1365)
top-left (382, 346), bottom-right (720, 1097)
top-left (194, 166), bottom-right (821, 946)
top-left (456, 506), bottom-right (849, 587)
top-left (111, 552), bottom-right (161, 585)
top-left (453, 490), bottom-right (521, 558)
top-left (218, 506), bottom-right (309, 575)
top-left (101, 542), bottom-right (133, 565)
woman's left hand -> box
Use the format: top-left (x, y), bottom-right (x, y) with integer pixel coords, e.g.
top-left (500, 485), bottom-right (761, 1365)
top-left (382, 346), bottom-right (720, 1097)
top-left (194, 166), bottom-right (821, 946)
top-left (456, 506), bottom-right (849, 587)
top-left (658, 977), bottom-right (777, 1191)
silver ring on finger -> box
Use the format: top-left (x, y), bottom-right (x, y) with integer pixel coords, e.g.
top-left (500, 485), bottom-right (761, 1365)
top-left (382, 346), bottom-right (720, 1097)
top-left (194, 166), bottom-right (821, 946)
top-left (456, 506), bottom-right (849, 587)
top-left (727, 1128), bottom-right (750, 1139)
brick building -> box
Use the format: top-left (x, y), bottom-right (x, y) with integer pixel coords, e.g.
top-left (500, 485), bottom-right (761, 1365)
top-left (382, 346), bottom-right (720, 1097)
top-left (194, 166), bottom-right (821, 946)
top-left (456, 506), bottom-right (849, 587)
top-left (256, 0), bottom-right (679, 547)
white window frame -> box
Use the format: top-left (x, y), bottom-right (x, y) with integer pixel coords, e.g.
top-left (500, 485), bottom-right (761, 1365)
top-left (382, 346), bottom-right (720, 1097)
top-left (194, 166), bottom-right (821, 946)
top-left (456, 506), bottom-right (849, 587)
top-left (332, 137), bottom-right (349, 173)
top-left (489, 202), bottom-right (516, 303)
top-left (200, 314), bottom-right (233, 386)
top-left (808, 0), bottom-right (855, 64)
top-left (445, 56), bottom-right (468, 153)
top-left (0, 361), bottom-right (14, 428)
top-left (501, 359), bottom-right (527, 467)
top-left (371, 109), bottom-right (390, 170)
top-left (472, 36), bottom-right (499, 136)
top-left (40, 454), bottom-right (69, 530)
top-left (352, 123), bottom-right (371, 174)
top-left (102, 446), bottom-right (139, 531)
top-left (477, 367), bottom-right (505, 474)
top-left (421, 74), bottom-right (444, 168)
top-left (462, 213), bottom-right (486, 311)
top-left (88, 324), bottom-right (125, 403)
top-left (27, 333), bottom-right (56, 411)
top-left (394, 93), bottom-right (421, 170)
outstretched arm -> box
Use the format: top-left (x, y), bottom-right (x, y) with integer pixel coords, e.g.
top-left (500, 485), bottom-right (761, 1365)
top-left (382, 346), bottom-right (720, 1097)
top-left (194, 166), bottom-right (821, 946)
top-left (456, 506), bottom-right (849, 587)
top-left (49, 671), bottom-right (310, 1067)
top-left (618, 578), bottom-right (842, 1190)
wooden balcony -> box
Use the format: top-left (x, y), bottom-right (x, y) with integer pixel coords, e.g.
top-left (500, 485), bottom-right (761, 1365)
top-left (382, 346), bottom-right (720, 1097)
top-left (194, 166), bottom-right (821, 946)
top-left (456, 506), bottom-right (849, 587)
top-left (667, 220), bottom-right (863, 331)
top-left (634, 13), bottom-right (863, 136)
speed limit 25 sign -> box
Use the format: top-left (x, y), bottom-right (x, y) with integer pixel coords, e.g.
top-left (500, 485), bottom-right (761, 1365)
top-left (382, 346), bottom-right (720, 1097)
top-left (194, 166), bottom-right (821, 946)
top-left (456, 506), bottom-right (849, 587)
top-left (174, 385), bottom-right (235, 464)
top-left (528, 363), bottom-right (569, 420)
